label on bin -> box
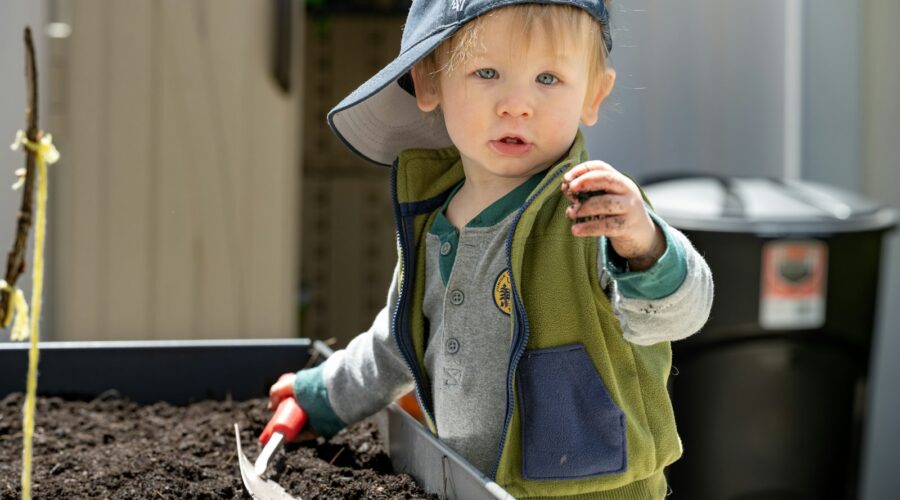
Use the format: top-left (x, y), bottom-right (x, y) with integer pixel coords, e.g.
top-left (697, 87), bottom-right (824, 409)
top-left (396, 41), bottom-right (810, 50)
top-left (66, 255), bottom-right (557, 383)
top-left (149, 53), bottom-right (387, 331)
top-left (760, 240), bottom-right (828, 330)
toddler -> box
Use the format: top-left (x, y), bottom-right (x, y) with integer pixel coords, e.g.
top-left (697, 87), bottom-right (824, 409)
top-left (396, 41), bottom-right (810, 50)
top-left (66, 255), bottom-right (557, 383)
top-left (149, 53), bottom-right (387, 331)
top-left (271, 1), bottom-right (714, 498)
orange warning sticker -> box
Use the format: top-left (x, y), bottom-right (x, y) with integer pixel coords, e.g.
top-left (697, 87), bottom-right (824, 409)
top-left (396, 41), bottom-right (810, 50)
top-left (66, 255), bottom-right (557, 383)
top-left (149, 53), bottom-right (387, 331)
top-left (760, 240), bottom-right (828, 330)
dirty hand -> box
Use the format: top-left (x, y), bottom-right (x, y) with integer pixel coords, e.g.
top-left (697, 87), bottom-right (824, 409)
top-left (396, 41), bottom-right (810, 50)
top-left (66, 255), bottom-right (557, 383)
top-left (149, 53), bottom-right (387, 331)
top-left (268, 372), bottom-right (319, 442)
top-left (562, 161), bottom-right (665, 272)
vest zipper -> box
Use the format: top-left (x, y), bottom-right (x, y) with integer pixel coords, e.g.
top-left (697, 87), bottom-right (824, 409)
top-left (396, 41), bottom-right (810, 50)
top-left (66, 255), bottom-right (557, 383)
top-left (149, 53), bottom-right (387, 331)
top-left (488, 163), bottom-right (571, 480)
top-left (389, 162), bottom-right (438, 428)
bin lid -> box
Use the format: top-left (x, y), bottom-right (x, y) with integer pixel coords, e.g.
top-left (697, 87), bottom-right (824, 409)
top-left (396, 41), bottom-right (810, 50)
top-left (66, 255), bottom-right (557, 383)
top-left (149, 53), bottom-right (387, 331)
top-left (642, 175), bottom-right (899, 234)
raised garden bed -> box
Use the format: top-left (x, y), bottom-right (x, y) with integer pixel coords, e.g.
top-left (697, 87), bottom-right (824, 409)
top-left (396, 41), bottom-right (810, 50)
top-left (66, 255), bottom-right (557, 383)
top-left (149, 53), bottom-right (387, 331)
top-left (0, 340), bottom-right (513, 500)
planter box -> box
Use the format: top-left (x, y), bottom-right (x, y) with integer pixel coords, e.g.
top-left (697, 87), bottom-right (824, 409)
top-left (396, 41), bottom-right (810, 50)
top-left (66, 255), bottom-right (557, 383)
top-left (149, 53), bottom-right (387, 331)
top-left (0, 339), bottom-right (513, 500)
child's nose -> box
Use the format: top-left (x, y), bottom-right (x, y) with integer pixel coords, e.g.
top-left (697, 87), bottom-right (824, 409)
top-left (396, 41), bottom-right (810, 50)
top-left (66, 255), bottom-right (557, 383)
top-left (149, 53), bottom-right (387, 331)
top-left (496, 92), bottom-right (533, 119)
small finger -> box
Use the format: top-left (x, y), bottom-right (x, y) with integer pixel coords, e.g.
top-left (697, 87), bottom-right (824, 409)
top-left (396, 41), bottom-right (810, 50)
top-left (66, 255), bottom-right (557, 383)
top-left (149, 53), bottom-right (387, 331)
top-left (268, 395), bottom-right (281, 410)
top-left (567, 171), bottom-right (628, 197)
top-left (561, 181), bottom-right (583, 205)
top-left (268, 383), bottom-right (290, 410)
top-left (565, 194), bottom-right (629, 220)
top-left (578, 193), bottom-right (631, 217)
top-left (563, 161), bottom-right (615, 183)
top-left (574, 189), bottom-right (608, 203)
top-left (571, 215), bottom-right (629, 238)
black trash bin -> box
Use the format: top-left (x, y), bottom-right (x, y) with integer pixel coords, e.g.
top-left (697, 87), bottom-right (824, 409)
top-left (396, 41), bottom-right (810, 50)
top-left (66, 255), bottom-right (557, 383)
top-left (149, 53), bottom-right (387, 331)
top-left (642, 175), bottom-right (898, 500)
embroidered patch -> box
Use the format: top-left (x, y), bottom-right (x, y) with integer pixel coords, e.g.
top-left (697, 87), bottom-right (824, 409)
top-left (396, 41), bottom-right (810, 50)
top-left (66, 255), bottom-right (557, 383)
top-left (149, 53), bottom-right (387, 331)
top-left (493, 269), bottom-right (512, 315)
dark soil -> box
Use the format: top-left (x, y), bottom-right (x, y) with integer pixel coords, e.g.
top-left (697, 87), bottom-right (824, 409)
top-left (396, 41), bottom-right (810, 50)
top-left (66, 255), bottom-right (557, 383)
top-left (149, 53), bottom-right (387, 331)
top-left (0, 393), bottom-right (434, 499)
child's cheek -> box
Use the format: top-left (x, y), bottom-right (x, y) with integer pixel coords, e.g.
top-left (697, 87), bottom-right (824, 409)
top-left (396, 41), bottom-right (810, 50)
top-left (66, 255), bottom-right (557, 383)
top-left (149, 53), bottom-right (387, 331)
top-left (548, 114), bottom-right (579, 143)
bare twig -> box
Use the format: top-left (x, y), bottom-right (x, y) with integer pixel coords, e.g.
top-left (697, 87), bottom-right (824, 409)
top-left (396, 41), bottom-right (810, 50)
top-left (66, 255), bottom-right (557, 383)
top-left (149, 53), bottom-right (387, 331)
top-left (0, 27), bottom-right (39, 326)
top-left (303, 350), bottom-right (320, 369)
top-left (303, 337), bottom-right (337, 368)
top-left (328, 446), bottom-right (346, 465)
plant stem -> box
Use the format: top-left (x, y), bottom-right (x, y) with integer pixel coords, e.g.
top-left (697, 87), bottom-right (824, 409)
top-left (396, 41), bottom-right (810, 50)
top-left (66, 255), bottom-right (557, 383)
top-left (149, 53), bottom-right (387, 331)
top-left (0, 26), bottom-right (39, 327)
top-left (17, 26), bottom-right (40, 500)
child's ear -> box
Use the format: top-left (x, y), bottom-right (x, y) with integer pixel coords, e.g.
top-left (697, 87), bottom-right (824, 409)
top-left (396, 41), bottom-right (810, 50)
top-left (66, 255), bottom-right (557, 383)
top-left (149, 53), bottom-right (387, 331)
top-left (410, 66), bottom-right (441, 112)
top-left (581, 68), bottom-right (616, 126)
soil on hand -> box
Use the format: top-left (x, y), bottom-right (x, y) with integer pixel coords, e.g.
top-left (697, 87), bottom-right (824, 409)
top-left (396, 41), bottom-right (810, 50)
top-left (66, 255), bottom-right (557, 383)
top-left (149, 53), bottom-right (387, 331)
top-left (0, 393), bottom-right (434, 499)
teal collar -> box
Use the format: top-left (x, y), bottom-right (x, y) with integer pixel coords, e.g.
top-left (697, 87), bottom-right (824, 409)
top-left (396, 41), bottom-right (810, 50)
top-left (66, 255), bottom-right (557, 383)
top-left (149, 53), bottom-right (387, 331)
top-left (430, 172), bottom-right (546, 235)
top-left (428, 172), bottom-right (546, 286)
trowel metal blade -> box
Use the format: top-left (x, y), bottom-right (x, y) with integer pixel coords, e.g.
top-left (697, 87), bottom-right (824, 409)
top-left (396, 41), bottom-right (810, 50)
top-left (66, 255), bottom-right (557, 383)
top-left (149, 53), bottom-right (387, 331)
top-left (234, 424), bottom-right (298, 500)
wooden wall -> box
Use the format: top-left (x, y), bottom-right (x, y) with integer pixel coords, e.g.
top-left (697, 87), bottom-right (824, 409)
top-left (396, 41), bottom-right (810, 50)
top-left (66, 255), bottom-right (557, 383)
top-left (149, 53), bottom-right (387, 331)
top-left (44, 0), bottom-right (303, 340)
top-left (299, 15), bottom-right (402, 347)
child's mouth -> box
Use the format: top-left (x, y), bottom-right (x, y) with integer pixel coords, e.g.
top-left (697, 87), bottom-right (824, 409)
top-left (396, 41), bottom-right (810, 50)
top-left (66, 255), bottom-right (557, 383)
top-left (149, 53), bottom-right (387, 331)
top-left (490, 136), bottom-right (532, 156)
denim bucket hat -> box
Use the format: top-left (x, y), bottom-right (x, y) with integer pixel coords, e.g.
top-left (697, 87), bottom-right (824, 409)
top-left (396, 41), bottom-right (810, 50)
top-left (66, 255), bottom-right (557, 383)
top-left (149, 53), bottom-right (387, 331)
top-left (327, 0), bottom-right (611, 166)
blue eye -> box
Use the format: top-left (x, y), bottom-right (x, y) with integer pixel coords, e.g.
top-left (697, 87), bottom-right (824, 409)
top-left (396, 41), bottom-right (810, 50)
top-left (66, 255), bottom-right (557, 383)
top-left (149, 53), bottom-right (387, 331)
top-left (536, 73), bottom-right (558, 85)
top-left (475, 68), bottom-right (498, 79)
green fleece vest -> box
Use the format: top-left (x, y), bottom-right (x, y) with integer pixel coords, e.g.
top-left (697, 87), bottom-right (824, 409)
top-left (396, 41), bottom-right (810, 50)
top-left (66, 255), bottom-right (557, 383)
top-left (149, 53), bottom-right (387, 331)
top-left (391, 132), bottom-right (679, 499)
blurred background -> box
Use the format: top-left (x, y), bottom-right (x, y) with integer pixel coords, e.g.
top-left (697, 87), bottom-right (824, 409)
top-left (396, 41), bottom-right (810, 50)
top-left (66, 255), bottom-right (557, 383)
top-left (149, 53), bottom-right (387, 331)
top-left (0, 0), bottom-right (897, 498)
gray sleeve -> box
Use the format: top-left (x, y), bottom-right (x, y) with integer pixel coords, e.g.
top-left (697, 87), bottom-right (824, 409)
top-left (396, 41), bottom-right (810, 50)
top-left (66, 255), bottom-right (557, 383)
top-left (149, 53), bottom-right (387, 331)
top-left (321, 268), bottom-right (416, 424)
top-left (600, 226), bottom-right (714, 346)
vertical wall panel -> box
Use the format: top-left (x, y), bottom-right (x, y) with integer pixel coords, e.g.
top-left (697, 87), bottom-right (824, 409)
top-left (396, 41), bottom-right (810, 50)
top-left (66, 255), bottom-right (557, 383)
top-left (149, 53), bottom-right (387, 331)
top-left (860, 2), bottom-right (900, 498)
top-left (161, 3), bottom-right (242, 338)
top-left (803, 0), bottom-right (862, 190)
top-left (105, 0), bottom-right (153, 339)
top-left (583, 0), bottom-right (789, 180)
top-left (49, 0), bottom-right (301, 340)
top-left (55, 0), bottom-right (105, 338)
top-left (242, 5), bottom-right (303, 339)
top-left (301, 173), bottom-right (394, 344)
top-left (300, 16), bottom-right (401, 346)
top-left (154, 6), bottom-right (199, 338)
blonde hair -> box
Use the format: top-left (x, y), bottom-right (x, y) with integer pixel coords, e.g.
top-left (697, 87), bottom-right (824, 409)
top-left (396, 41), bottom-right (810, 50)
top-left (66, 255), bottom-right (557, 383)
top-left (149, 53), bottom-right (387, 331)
top-left (413, 3), bottom-right (611, 98)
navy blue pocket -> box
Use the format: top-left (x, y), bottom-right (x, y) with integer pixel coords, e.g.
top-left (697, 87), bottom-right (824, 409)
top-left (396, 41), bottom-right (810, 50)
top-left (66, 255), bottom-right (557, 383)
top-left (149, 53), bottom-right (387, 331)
top-left (517, 344), bottom-right (627, 480)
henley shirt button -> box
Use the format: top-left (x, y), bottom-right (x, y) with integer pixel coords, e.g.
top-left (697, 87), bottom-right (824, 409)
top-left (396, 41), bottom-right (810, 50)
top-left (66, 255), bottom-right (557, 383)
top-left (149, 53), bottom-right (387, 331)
top-left (450, 289), bottom-right (464, 305)
top-left (446, 337), bottom-right (460, 354)
top-left (440, 241), bottom-right (452, 256)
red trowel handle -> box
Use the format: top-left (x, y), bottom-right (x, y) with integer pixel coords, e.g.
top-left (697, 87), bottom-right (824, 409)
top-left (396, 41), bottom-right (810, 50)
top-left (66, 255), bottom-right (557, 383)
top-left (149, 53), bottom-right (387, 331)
top-left (259, 396), bottom-right (307, 445)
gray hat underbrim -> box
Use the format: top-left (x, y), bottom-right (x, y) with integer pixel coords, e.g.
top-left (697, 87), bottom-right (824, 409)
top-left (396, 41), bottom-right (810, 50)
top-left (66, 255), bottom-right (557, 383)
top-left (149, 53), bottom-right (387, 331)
top-left (327, 23), bottom-right (459, 166)
top-left (327, 0), bottom-right (611, 167)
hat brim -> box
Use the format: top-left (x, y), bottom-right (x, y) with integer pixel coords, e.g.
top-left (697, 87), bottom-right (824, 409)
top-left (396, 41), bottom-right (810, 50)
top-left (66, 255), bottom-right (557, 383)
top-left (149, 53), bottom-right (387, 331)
top-left (327, 23), bottom-right (460, 166)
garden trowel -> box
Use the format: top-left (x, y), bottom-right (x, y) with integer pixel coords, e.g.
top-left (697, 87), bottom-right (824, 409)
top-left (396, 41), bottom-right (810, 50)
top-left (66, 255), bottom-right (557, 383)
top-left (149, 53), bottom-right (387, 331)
top-left (235, 424), bottom-right (297, 500)
top-left (234, 395), bottom-right (307, 499)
